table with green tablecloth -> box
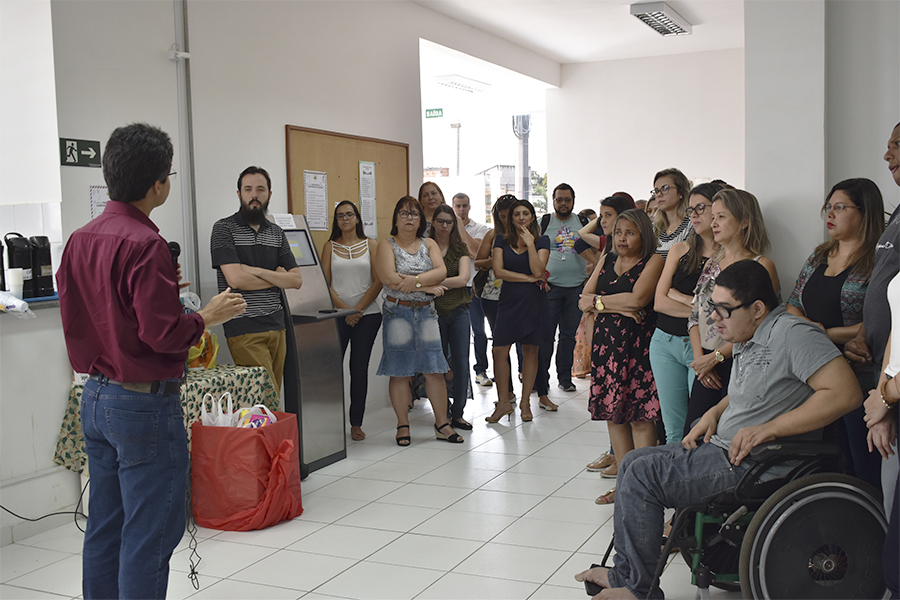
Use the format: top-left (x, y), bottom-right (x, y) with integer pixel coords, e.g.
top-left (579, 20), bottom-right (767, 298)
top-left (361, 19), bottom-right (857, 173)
top-left (54, 364), bottom-right (279, 474)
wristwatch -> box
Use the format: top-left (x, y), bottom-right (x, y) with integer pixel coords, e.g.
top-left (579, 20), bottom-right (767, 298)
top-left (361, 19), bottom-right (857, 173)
top-left (415, 275), bottom-right (422, 289)
top-left (714, 349), bottom-right (725, 363)
top-left (594, 295), bottom-right (604, 311)
top-left (881, 376), bottom-right (899, 408)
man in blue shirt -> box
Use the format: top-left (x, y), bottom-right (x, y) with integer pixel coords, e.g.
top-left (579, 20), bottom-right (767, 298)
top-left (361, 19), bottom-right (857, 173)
top-left (536, 183), bottom-right (594, 404)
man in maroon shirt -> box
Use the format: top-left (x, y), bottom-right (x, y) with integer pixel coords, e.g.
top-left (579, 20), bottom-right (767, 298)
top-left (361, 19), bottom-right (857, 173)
top-left (57, 123), bottom-right (246, 600)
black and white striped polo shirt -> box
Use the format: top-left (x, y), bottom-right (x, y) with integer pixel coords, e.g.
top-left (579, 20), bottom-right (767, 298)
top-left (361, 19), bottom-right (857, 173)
top-left (210, 212), bottom-right (298, 337)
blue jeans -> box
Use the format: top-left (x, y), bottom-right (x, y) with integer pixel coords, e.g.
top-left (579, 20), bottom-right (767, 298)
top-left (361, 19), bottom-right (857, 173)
top-left (609, 442), bottom-right (748, 599)
top-left (439, 305), bottom-right (471, 420)
top-left (337, 313), bottom-right (382, 427)
top-left (536, 283), bottom-right (583, 393)
top-left (649, 329), bottom-right (695, 444)
top-left (81, 377), bottom-right (189, 600)
top-left (469, 291), bottom-right (489, 374)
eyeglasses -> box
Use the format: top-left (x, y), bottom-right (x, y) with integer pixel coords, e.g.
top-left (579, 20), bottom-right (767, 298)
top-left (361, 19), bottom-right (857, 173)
top-left (686, 203), bottom-right (710, 217)
top-left (650, 185), bottom-right (672, 199)
top-left (821, 202), bottom-right (859, 215)
top-left (707, 298), bottom-right (751, 319)
top-left (398, 211), bottom-right (420, 220)
top-left (168, 171), bottom-right (177, 180)
top-left (434, 218), bottom-right (454, 227)
top-left (336, 212), bottom-right (356, 221)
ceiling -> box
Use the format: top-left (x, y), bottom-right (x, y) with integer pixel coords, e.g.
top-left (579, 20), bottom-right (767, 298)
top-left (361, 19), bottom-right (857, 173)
top-left (414, 0), bottom-right (745, 64)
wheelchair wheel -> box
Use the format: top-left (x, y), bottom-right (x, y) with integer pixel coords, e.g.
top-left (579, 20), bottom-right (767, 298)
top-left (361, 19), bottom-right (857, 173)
top-left (739, 473), bottom-right (887, 599)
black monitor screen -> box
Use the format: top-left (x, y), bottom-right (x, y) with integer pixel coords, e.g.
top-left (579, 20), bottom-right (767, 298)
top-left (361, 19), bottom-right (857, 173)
top-left (284, 228), bottom-right (318, 267)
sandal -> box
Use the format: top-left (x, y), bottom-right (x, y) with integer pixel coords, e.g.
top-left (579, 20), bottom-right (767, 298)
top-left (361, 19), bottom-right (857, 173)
top-left (539, 397), bottom-right (558, 411)
top-left (351, 426), bottom-right (366, 441)
top-left (586, 453), bottom-right (616, 472)
top-left (451, 418), bottom-right (473, 430)
top-left (520, 404), bottom-right (534, 422)
top-left (434, 422), bottom-right (464, 443)
top-left (595, 488), bottom-right (615, 505)
top-left (395, 425), bottom-right (410, 447)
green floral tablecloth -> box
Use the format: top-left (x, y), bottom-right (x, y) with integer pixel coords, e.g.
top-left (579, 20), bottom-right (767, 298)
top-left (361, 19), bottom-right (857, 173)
top-left (54, 365), bottom-right (279, 474)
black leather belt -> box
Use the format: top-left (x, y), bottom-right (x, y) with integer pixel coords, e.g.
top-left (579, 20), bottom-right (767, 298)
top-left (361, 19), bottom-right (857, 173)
top-left (385, 295), bottom-right (432, 309)
top-left (89, 374), bottom-right (181, 395)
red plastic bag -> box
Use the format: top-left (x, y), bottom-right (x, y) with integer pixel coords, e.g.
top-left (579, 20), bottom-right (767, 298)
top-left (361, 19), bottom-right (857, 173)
top-left (190, 411), bottom-right (303, 530)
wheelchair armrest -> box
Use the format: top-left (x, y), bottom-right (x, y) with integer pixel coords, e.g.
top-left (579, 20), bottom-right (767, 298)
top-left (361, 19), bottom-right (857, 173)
top-left (731, 441), bottom-right (845, 503)
top-left (747, 440), bottom-right (842, 464)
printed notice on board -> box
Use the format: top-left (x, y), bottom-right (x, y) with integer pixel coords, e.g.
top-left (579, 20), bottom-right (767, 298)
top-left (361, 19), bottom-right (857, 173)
top-left (303, 170), bottom-right (328, 230)
top-left (359, 161), bottom-right (377, 238)
top-left (90, 185), bottom-right (109, 219)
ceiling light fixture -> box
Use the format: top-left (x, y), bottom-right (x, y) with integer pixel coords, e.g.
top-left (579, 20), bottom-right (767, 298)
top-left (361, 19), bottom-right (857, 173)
top-left (435, 74), bottom-right (490, 94)
top-left (630, 2), bottom-right (692, 36)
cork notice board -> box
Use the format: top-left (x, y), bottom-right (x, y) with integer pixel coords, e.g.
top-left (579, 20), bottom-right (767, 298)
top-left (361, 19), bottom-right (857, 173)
top-left (285, 125), bottom-right (410, 253)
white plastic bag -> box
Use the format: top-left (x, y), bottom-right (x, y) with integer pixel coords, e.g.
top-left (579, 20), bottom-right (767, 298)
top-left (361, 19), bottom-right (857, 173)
top-left (200, 392), bottom-right (238, 427)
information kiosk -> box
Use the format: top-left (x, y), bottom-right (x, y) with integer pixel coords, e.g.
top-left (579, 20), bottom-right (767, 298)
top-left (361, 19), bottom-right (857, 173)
top-left (279, 215), bottom-right (355, 473)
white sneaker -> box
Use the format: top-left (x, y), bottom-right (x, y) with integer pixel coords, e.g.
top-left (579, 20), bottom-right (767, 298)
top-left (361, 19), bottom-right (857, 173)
top-left (475, 372), bottom-right (493, 387)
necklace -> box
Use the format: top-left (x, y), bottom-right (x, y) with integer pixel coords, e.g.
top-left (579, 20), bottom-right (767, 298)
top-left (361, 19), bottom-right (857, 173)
top-left (610, 257), bottom-right (641, 285)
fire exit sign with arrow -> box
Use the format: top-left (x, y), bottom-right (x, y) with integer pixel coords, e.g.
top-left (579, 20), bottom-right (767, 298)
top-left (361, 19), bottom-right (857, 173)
top-left (60, 138), bottom-right (101, 168)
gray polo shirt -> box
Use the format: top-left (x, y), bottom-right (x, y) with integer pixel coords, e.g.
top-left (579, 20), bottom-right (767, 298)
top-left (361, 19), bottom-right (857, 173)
top-left (711, 306), bottom-right (841, 450)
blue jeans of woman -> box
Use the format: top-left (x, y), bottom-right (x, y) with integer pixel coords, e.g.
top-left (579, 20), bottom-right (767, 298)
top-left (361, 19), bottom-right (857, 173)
top-left (649, 329), bottom-right (695, 444)
top-left (81, 377), bottom-right (189, 600)
top-left (337, 313), bottom-right (382, 427)
top-left (439, 304), bottom-right (471, 420)
top-left (469, 291), bottom-right (489, 374)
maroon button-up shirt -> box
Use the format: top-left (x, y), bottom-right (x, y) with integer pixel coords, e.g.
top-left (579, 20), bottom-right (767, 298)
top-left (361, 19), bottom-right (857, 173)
top-left (57, 201), bottom-right (204, 382)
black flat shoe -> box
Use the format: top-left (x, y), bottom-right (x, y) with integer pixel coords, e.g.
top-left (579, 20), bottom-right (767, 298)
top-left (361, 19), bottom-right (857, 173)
top-left (451, 418), bottom-right (473, 430)
top-left (396, 425), bottom-right (411, 446)
top-left (434, 422), bottom-right (464, 443)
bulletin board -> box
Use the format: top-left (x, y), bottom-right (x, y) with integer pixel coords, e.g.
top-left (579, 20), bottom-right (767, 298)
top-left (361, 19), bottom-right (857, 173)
top-left (285, 125), bottom-right (409, 253)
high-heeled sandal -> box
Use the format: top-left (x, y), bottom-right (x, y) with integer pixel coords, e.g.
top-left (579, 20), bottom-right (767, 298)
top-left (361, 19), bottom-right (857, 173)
top-left (434, 423), bottom-right (463, 443)
top-left (486, 403), bottom-right (514, 423)
top-left (396, 425), bottom-right (411, 446)
top-left (520, 404), bottom-right (534, 422)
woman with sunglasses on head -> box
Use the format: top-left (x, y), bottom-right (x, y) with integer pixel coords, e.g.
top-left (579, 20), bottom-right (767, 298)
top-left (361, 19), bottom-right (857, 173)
top-left (651, 168), bottom-right (693, 259)
top-left (486, 198), bottom-right (551, 423)
top-left (375, 196), bottom-right (462, 446)
top-left (418, 181), bottom-right (445, 236)
top-left (430, 204), bottom-right (474, 430)
top-left (684, 188), bottom-right (779, 437)
top-left (475, 195), bottom-right (520, 405)
top-left (579, 209), bottom-right (664, 504)
top-left (786, 178), bottom-right (885, 490)
top-left (322, 201), bottom-right (383, 441)
top-left (650, 182), bottom-right (725, 446)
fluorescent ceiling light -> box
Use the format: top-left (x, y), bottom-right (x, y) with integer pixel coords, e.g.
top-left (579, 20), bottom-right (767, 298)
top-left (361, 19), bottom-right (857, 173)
top-left (630, 2), bottom-right (692, 36)
top-left (435, 74), bottom-right (490, 93)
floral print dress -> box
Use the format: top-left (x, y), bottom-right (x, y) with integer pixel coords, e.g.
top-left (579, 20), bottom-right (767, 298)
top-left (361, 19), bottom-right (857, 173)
top-left (589, 253), bottom-right (661, 424)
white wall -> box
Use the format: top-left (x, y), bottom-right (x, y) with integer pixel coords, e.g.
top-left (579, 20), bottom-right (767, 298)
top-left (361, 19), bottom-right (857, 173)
top-left (0, 0), bottom-right (559, 544)
top-left (546, 48), bottom-right (745, 212)
top-left (745, 0), bottom-right (900, 295)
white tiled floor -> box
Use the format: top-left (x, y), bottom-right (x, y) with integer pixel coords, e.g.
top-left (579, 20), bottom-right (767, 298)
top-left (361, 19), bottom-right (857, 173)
top-left (1, 373), bottom-right (743, 599)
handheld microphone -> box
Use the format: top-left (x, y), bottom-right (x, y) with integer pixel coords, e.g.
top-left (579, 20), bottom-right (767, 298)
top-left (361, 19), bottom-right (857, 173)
top-left (168, 241), bottom-right (181, 273)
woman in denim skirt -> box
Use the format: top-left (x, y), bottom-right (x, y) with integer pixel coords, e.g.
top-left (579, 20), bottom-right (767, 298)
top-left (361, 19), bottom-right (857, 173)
top-left (375, 196), bottom-right (464, 446)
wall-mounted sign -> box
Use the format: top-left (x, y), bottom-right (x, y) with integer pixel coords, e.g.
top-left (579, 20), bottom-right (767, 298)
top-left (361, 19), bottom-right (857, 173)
top-left (60, 138), bottom-right (101, 168)
top-left (425, 108), bottom-right (443, 119)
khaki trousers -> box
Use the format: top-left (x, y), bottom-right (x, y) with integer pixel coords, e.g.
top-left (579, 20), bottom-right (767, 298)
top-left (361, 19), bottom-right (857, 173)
top-left (226, 329), bottom-right (287, 397)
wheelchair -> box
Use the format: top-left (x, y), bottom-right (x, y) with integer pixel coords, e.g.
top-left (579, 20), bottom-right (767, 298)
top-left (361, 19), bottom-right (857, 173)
top-left (600, 441), bottom-right (889, 599)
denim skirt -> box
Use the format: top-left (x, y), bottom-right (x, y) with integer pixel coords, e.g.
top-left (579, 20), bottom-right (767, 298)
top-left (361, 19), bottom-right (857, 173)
top-left (376, 300), bottom-right (449, 377)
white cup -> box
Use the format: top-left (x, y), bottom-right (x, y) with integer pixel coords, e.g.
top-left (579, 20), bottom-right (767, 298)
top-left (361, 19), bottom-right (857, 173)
top-left (7, 268), bottom-right (23, 299)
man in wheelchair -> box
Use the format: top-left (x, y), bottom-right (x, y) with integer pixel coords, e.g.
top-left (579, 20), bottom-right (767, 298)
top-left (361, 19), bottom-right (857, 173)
top-left (577, 259), bottom-right (865, 599)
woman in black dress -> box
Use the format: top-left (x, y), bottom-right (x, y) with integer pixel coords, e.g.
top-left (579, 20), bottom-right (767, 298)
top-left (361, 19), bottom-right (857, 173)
top-left (487, 199), bottom-right (551, 423)
top-left (579, 209), bottom-right (664, 504)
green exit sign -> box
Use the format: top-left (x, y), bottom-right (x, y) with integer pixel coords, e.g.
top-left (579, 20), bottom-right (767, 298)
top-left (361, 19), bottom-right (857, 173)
top-left (425, 108), bottom-right (443, 119)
